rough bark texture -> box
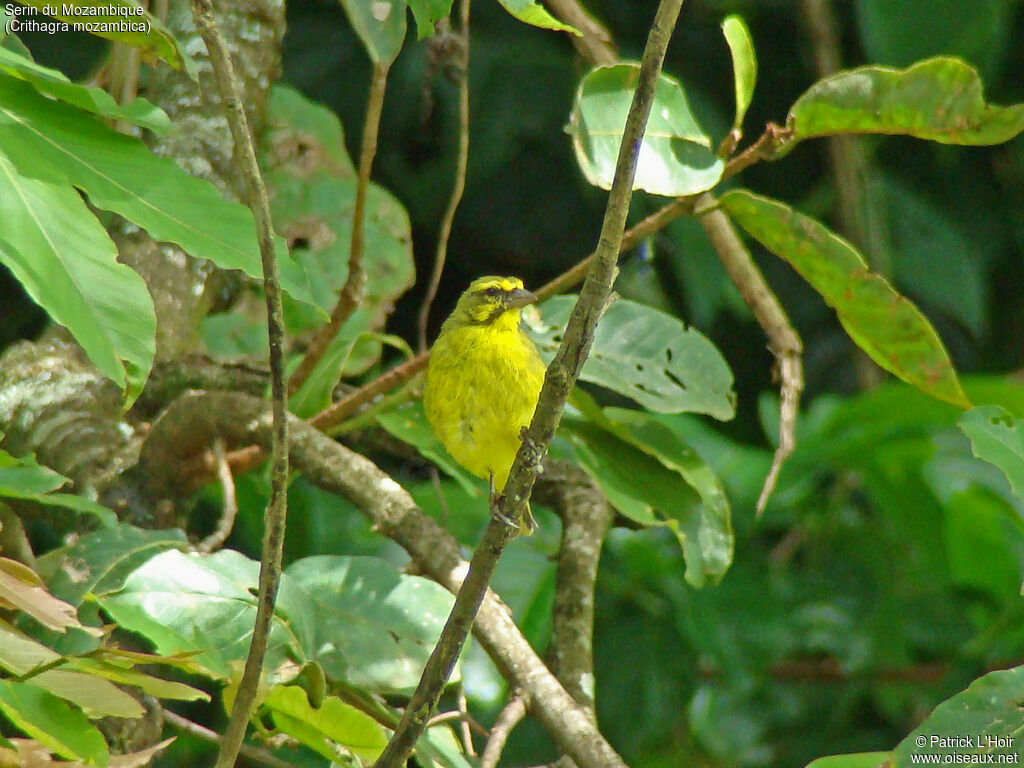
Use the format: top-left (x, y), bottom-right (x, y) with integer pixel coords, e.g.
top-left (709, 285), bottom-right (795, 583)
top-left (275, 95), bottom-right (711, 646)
top-left (0, 0), bottom-right (285, 514)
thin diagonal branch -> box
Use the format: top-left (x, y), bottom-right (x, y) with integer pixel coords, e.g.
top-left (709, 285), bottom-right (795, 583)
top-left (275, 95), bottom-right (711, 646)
top-left (189, 4), bottom-right (290, 768)
top-left (288, 60), bottom-right (390, 394)
top-left (373, 2), bottom-right (685, 766)
top-left (696, 193), bottom-right (802, 514)
top-left (417, 0), bottom-right (472, 353)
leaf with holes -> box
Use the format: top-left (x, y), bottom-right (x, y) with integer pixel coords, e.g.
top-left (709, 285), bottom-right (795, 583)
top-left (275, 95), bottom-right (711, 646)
top-left (529, 296), bottom-right (736, 418)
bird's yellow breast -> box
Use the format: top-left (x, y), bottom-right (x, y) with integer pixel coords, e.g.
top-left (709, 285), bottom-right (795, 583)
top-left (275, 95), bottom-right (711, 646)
top-left (424, 317), bottom-right (545, 490)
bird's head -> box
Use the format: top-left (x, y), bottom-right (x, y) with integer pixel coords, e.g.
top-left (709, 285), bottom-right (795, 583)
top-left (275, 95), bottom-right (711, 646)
top-left (447, 276), bottom-right (538, 329)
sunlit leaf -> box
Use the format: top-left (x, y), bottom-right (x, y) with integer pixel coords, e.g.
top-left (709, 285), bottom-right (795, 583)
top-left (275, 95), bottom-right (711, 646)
top-left (263, 685), bottom-right (388, 763)
top-left (0, 76), bottom-right (321, 312)
top-left (805, 753), bottom-right (890, 768)
top-left (0, 151), bottom-right (155, 403)
top-left (0, 52), bottom-right (168, 131)
top-left (0, 681), bottom-right (107, 764)
top-left (566, 64), bottom-right (724, 196)
top-left (497, 0), bottom-right (580, 35)
top-left (719, 189), bottom-right (970, 408)
top-left (786, 57), bottom-right (1024, 147)
top-left (530, 296), bottom-right (736, 418)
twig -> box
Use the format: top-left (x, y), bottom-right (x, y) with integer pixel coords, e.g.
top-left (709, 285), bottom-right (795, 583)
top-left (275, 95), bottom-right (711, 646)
top-left (288, 61), bottom-right (390, 393)
top-left (696, 193), bottom-right (802, 514)
top-left (416, 0), bottom-right (472, 353)
top-left (546, 0), bottom-right (617, 66)
top-left (374, 3), bottom-right (684, 766)
top-left (456, 684), bottom-right (476, 754)
top-left (139, 391), bottom-right (629, 768)
top-left (479, 692), bottom-right (527, 768)
top-left (198, 438), bottom-right (237, 554)
top-left (163, 709), bottom-right (298, 768)
top-left (189, 4), bottom-right (291, 768)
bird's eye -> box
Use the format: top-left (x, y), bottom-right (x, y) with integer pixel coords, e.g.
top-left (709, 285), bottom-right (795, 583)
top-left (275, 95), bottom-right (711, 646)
top-left (483, 286), bottom-right (503, 299)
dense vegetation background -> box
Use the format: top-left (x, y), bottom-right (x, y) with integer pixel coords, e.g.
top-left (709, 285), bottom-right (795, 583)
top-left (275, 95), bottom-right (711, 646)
top-left (3, 1), bottom-right (1024, 767)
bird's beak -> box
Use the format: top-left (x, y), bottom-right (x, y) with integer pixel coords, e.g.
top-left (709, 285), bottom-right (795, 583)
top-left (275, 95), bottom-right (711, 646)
top-left (505, 287), bottom-right (537, 309)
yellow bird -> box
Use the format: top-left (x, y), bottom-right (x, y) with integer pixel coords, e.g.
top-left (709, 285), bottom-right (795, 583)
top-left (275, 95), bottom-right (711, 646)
top-left (423, 276), bottom-right (546, 534)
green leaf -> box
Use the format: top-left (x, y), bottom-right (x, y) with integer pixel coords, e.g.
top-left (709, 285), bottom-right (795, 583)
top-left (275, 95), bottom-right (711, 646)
top-left (0, 53), bottom-right (168, 132)
top-left (891, 665), bottom-right (1024, 766)
top-left (565, 399), bottom-right (733, 587)
top-left (38, 522), bottom-right (186, 608)
top-left (68, 657), bottom-right (209, 703)
top-left (530, 296), bottom-right (736, 418)
top-left (806, 754), bottom-right (889, 768)
top-left (0, 76), bottom-right (322, 312)
top-left (406, 0), bottom-right (453, 39)
top-left (0, 623), bottom-right (144, 719)
top-left (719, 189), bottom-right (970, 408)
top-left (0, 680), bottom-right (107, 764)
top-left (0, 151), bottom-right (155, 403)
top-left (958, 406), bottom-right (1024, 501)
top-left (496, 0), bottom-right (580, 35)
top-left (98, 549), bottom-right (302, 680)
top-left (376, 401), bottom-right (482, 498)
top-left (566, 64), bottom-right (724, 196)
top-left (721, 15), bottom-right (756, 133)
top-left (285, 555), bottom-right (458, 693)
top-left (17, 0), bottom-right (194, 73)
top-left (0, 557), bottom-right (100, 635)
top-left (340, 0), bottom-right (407, 65)
top-left (786, 57), bottom-right (1024, 147)
top-left (263, 685), bottom-right (388, 763)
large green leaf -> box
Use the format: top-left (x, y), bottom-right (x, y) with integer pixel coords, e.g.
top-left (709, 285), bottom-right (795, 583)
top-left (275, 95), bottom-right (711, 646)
top-left (0, 150), bottom-right (155, 403)
top-left (285, 555), bottom-right (458, 693)
top-left (530, 296), bottom-right (736, 418)
top-left (98, 549), bottom-right (303, 680)
top-left (0, 76), bottom-right (321, 311)
top-left (719, 189), bottom-right (970, 408)
top-left (566, 64), bottom-right (724, 196)
top-left (262, 685), bottom-right (388, 763)
top-left (722, 15), bottom-right (756, 134)
top-left (340, 0), bottom-right (407, 65)
top-left (958, 406), bottom-right (1024, 501)
top-left (496, 0), bottom-right (580, 35)
top-left (806, 754), bottom-right (889, 768)
top-left (565, 396), bottom-right (734, 587)
top-left (786, 57), bottom-right (1024, 147)
top-left (0, 680), bottom-right (107, 764)
top-left (406, 0), bottom-right (453, 39)
top-left (0, 53), bottom-right (168, 132)
top-left (890, 665), bottom-right (1024, 766)
top-left (17, 0), bottom-right (193, 73)
top-left (38, 522), bottom-right (185, 608)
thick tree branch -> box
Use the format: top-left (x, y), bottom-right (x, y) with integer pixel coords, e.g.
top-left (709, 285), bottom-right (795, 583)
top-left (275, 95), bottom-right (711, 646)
top-left (189, 3), bottom-right (290, 767)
